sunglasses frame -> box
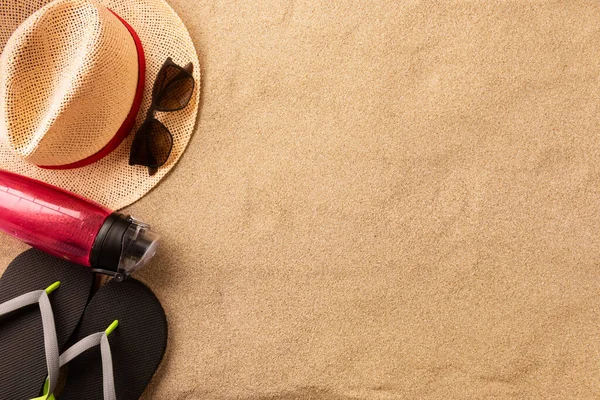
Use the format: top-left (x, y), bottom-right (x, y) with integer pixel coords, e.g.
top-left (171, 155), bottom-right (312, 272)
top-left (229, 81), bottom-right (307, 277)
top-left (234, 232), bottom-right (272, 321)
top-left (129, 57), bottom-right (195, 172)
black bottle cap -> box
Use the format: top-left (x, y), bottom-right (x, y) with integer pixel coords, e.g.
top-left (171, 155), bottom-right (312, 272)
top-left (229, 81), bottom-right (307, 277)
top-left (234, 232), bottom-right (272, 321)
top-left (90, 213), bottom-right (161, 281)
top-left (90, 212), bottom-right (132, 274)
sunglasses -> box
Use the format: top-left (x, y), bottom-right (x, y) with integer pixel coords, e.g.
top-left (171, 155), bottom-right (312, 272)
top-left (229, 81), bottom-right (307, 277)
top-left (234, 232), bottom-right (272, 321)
top-left (129, 57), bottom-right (195, 176)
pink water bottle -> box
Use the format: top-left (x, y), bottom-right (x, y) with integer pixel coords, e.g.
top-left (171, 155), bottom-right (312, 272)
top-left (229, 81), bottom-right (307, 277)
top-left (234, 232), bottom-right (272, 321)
top-left (0, 169), bottom-right (159, 281)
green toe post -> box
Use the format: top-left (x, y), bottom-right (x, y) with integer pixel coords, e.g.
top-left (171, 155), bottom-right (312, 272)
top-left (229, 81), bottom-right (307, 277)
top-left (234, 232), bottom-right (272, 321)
top-left (31, 379), bottom-right (52, 400)
top-left (45, 282), bottom-right (61, 295)
top-left (105, 320), bottom-right (119, 336)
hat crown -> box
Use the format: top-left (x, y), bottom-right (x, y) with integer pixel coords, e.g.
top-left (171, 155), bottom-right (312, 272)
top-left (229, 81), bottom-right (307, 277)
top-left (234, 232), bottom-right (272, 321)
top-left (0, 0), bottom-right (139, 167)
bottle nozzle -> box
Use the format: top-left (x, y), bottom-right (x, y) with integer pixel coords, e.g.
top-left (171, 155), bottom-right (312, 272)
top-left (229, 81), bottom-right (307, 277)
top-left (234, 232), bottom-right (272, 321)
top-left (117, 217), bottom-right (160, 277)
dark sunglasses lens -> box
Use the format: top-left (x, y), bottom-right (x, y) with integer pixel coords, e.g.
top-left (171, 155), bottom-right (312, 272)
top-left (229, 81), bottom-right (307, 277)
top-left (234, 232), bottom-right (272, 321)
top-left (129, 119), bottom-right (173, 167)
top-left (154, 65), bottom-right (194, 111)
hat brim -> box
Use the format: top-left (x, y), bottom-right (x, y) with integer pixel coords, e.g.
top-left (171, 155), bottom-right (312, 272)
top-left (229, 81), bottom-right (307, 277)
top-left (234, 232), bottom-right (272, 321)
top-left (0, 0), bottom-right (201, 210)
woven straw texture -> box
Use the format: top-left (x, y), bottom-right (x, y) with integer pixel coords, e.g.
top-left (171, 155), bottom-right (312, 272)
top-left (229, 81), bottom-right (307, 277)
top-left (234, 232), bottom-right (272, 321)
top-left (0, 0), bottom-right (138, 166)
top-left (0, 0), bottom-right (200, 210)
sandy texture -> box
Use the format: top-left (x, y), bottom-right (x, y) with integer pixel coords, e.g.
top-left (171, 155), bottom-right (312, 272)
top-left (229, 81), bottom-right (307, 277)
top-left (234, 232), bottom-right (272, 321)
top-left (3, 0), bottom-right (600, 398)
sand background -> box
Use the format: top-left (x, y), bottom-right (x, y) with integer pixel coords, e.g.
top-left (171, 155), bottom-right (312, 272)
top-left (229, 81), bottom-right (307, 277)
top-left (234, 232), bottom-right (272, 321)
top-left (2, 0), bottom-right (600, 398)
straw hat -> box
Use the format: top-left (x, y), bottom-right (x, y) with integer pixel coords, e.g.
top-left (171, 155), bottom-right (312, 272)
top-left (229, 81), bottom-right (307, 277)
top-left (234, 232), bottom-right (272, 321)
top-left (0, 0), bottom-right (200, 210)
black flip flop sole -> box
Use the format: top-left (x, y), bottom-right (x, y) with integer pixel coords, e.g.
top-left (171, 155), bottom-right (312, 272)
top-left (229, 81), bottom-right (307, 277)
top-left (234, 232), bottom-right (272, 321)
top-left (59, 278), bottom-right (168, 400)
top-left (0, 249), bottom-right (95, 399)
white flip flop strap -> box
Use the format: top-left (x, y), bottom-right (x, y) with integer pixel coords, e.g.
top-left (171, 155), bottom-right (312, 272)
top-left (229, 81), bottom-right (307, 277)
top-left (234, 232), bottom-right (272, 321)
top-left (59, 331), bottom-right (117, 400)
top-left (0, 289), bottom-right (60, 398)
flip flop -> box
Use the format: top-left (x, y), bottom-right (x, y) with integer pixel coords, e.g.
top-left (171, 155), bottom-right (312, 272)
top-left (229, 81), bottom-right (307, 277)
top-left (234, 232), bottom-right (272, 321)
top-left (55, 278), bottom-right (168, 400)
top-left (0, 249), bottom-right (94, 399)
